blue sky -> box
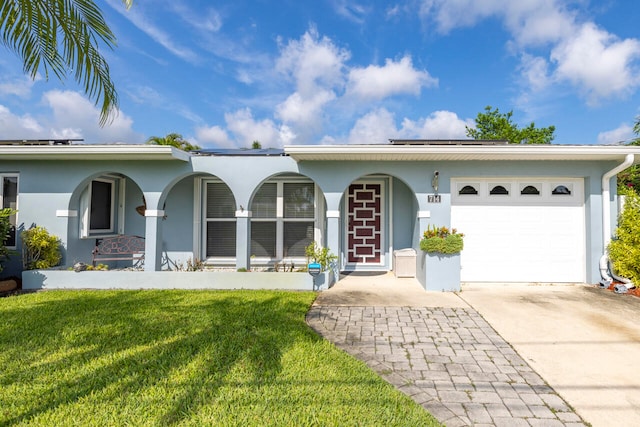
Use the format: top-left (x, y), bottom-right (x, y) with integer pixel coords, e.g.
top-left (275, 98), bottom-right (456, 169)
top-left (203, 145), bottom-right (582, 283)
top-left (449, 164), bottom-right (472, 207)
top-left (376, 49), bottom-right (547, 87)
top-left (2, 0), bottom-right (640, 147)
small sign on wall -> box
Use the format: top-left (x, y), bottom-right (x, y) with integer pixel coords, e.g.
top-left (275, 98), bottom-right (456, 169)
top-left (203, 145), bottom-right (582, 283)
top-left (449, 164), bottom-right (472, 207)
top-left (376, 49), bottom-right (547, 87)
top-left (428, 195), bottom-right (441, 203)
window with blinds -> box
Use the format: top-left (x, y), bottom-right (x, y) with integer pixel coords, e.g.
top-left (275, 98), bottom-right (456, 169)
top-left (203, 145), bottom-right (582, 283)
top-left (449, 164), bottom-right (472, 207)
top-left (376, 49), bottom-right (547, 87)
top-left (250, 178), bottom-right (315, 260)
top-left (205, 181), bottom-right (236, 258)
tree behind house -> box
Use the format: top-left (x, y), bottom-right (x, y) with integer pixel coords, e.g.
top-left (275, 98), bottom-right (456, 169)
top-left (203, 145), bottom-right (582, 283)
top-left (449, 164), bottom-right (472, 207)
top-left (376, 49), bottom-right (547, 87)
top-left (466, 106), bottom-right (555, 144)
top-left (146, 133), bottom-right (200, 151)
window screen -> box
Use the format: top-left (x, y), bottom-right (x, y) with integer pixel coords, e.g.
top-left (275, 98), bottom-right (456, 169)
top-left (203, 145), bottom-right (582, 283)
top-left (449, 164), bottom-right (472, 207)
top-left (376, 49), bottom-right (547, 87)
top-left (251, 183), bottom-right (277, 218)
top-left (2, 176), bottom-right (17, 246)
top-left (251, 222), bottom-right (276, 257)
top-left (283, 222), bottom-right (314, 257)
top-left (284, 182), bottom-right (314, 218)
top-left (205, 181), bottom-right (236, 257)
top-left (90, 180), bottom-right (113, 231)
top-left (206, 182), bottom-right (236, 218)
top-left (206, 222), bottom-right (236, 257)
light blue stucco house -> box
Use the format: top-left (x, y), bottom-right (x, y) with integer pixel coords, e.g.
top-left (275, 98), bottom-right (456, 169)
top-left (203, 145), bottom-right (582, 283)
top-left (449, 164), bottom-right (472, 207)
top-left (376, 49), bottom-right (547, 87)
top-left (1, 139), bottom-right (639, 291)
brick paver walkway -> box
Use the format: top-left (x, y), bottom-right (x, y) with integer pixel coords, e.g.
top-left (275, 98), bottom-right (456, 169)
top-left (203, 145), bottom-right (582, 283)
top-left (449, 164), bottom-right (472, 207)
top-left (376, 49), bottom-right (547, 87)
top-left (307, 305), bottom-right (587, 426)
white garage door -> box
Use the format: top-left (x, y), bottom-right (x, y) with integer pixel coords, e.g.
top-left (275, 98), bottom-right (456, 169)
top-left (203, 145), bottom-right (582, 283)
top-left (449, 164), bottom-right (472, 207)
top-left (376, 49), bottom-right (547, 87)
top-left (451, 178), bottom-right (585, 283)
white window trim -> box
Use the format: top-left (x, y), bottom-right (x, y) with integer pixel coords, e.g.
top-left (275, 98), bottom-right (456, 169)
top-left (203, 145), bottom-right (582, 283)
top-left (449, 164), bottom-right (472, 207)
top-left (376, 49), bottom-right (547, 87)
top-left (0, 173), bottom-right (19, 249)
top-left (80, 176), bottom-right (125, 239)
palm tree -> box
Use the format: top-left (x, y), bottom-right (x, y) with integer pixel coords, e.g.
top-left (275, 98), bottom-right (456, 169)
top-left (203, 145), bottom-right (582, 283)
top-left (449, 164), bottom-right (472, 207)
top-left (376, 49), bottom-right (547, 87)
top-left (146, 133), bottom-right (200, 151)
top-left (0, 0), bottom-right (133, 126)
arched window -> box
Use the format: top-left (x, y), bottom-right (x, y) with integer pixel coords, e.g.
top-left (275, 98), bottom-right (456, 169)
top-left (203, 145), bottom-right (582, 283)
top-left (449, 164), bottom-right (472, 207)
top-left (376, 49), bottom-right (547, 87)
top-left (490, 185), bottom-right (509, 195)
top-left (251, 178), bottom-right (315, 259)
top-left (520, 185), bottom-right (540, 195)
top-left (459, 185), bottom-right (478, 195)
top-left (552, 185), bottom-right (571, 195)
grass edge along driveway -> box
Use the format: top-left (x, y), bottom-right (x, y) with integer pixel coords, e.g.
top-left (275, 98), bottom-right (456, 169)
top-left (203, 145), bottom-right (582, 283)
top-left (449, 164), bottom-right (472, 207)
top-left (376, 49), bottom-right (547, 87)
top-left (0, 290), bottom-right (440, 426)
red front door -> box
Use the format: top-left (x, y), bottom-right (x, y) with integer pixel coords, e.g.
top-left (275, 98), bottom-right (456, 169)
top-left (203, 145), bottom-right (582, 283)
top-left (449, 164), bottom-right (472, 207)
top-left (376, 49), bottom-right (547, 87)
top-left (346, 181), bottom-right (383, 266)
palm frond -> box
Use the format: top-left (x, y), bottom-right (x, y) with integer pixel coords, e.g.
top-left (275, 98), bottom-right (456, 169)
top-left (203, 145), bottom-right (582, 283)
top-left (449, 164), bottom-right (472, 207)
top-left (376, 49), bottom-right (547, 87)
top-left (0, 0), bottom-right (132, 126)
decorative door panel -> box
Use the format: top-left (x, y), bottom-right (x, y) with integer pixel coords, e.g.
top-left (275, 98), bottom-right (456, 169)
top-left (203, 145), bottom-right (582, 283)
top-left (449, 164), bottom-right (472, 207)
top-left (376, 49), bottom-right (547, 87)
top-left (346, 182), bottom-right (383, 265)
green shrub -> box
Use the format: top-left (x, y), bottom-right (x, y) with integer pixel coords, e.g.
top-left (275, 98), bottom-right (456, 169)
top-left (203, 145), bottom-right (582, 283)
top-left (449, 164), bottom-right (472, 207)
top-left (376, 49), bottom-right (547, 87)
top-left (305, 241), bottom-right (337, 271)
top-left (420, 225), bottom-right (464, 254)
top-left (608, 188), bottom-right (640, 283)
top-left (0, 208), bottom-right (17, 273)
top-left (21, 226), bottom-right (62, 270)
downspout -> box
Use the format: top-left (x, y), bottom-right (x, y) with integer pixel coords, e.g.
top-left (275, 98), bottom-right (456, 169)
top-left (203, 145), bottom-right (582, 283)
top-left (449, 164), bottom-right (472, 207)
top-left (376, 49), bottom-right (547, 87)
top-left (600, 154), bottom-right (634, 287)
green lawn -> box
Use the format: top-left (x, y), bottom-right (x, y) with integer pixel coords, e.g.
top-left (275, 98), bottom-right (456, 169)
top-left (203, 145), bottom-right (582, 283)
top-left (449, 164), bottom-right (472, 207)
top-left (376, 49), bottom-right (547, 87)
top-left (0, 290), bottom-right (441, 426)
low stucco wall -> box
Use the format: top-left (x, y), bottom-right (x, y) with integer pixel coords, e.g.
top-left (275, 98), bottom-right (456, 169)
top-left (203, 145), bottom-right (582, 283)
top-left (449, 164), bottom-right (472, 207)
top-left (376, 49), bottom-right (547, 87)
top-left (22, 270), bottom-right (335, 291)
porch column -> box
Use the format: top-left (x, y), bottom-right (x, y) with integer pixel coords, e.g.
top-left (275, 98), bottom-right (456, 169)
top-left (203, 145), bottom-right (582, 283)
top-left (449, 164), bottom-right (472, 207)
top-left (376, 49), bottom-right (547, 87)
top-left (417, 210), bottom-right (431, 238)
top-left (326, 210), bottom-right (340, 266)
top-left (235, 210), bottom-right (251, 270)
top-left (144, 210), bottom-right (164, 271)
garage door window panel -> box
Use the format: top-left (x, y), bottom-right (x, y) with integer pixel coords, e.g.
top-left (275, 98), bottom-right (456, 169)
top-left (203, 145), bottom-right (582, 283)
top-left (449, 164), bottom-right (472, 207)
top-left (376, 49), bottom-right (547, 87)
top-left (552, 185), bottom-right (572, 195)
top-left (520, 184), bottom-right (541, 195)
top-left (458, 184), bottom-right (479, 195)
top-left (489, 184), bottom-right (510, 195)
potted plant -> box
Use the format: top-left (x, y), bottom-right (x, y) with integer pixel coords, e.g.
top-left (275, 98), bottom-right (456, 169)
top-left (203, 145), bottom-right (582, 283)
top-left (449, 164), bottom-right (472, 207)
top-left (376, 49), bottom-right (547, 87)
top-left (419, 225), bottom-right (464, 291)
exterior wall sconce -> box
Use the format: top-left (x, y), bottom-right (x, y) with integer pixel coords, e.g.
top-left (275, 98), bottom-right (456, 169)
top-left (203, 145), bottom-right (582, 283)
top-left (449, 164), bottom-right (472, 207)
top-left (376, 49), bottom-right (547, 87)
top-left (432, 170), bottom-right (439, 193)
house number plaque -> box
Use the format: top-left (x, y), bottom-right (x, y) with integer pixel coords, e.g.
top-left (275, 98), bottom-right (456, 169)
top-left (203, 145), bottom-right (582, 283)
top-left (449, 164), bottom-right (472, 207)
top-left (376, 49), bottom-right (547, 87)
top-left (428, 195), bottom-right (441, 203)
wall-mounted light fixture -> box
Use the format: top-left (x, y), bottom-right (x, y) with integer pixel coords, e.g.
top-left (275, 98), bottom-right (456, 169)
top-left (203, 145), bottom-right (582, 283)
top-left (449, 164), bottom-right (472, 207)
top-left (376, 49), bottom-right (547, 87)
top-left (432, 170), bottom-right (439, 193)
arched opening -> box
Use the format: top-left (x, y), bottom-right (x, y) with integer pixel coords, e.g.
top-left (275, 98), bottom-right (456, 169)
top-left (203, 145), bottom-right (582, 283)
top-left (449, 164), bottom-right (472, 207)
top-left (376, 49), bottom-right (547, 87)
top-left (66, 172), bottom-right (145, 266)
top-left (340, 173), bottom-right (418, 271)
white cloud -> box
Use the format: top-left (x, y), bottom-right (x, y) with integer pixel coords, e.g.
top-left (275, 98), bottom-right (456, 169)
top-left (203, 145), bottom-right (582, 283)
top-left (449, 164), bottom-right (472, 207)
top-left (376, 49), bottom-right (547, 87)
top-left (344, 109), bottom-right (471, 144)
top-left (518, 54), bottom-right (551, 92)
top-left (347, 108), bottom-right (399, 144)
top-left (551, 22), bottom-right (640, 103)
top-left (43, 90), bottom-right (142, 143)
top-left (597, 123), bottom-right (635, 145)
top-left (275, 90), bottom-right (336, 128)
top-left (0, 75), bottom-right (39, 98)
top-left (400, 110), bottom-right (472, 139)
top-left (276, 28), bottom-right (349, 96)
top-left (195, 125), bottom-right (234, 148)
top-left (224, 108), bottom-right (296, 148)
top-left (420, 0), bottom-right (502, 34)
top-left (420, 0), bottom-right (640, 103)
top-left (0, 105), bottom-right (44, 138)
top-left (105, 0), bottom-right (199, 63)
top-left (0, 90), bottom-right (141, 143)
top-left (329, 0), bottom-right (369, 24)
top-left (172, 4), bottom-right (222, 33)
top-left (346, 56), bottom-right (438, 101)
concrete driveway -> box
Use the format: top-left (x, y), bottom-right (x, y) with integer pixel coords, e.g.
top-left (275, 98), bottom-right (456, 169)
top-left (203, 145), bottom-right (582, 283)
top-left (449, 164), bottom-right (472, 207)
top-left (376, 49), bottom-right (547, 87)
top-left (316, 274), bottom-right (640, 426)
top-left (459, 283), bottom-right (640, 427)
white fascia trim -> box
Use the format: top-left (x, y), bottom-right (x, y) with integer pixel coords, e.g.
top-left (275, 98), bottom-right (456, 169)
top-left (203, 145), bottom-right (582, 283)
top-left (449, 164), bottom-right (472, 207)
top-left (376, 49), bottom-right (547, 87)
top-left (0, 145), bottom-right (191, 161)
top-left (284, 144), bottom-right (640, 161)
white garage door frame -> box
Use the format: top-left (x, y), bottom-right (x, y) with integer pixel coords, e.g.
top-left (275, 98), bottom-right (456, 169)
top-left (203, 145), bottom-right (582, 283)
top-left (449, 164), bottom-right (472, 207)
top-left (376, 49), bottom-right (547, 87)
top-left (451, 177), bottom-right (586, 283)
